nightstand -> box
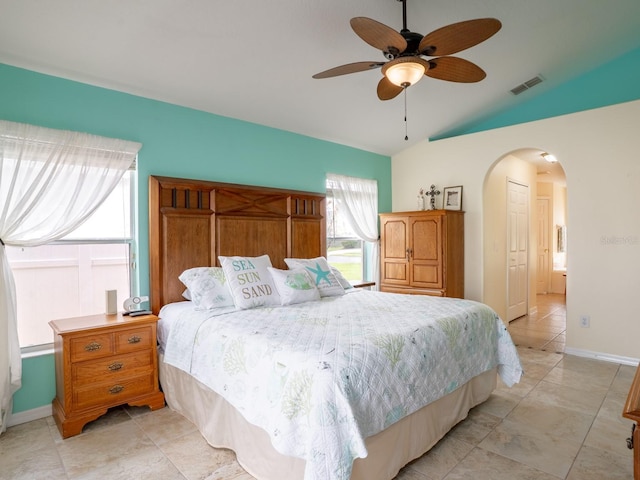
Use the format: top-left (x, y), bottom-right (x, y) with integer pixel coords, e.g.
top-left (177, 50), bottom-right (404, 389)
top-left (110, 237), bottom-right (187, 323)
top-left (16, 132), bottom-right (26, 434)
top-left (49, 312), bottom-right (165, 438)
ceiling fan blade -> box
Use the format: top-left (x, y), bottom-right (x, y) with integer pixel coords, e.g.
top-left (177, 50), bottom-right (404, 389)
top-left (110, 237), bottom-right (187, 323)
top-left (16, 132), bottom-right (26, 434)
top-left (377, 77), bottom-right (403, 101)
top-left (425, 56), bottom-right (486, 83)
top-left (312, 61), bottom-right (385, 79)
top-left (351, 17), bottom-right (407, 55)
top-left (419, 18), bottom-right (501, 56)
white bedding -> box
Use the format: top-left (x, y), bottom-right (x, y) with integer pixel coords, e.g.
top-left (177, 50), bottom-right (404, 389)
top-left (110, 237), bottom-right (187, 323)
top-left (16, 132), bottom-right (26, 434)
top-left (160, 290), bottom-right (522, 480)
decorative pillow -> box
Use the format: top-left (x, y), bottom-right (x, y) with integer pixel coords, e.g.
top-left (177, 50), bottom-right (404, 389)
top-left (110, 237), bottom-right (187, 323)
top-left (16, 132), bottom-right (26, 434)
top-left (268, 267), bottom-right (321, 306)
top-left (219, 255), bottom-right (281, 309)
top-left (330, 266), bottom-right (353, 290)
top-left (284, 256), bottom-right (345, 297)
top-left (178, 267), bottom-right (235, 309)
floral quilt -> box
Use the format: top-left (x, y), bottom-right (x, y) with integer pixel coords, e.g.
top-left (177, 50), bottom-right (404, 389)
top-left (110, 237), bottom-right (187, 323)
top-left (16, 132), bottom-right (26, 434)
top-left (162, 290), bottom-right (522, 480)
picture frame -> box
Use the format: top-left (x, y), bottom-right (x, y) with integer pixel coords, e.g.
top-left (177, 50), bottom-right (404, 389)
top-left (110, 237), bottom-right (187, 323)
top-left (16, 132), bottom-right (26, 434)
top-left (443, 186), bottom-right (463, 211)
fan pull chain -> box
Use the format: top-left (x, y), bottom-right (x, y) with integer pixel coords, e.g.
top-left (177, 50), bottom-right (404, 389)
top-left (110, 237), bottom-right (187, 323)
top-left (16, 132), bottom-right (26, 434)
top-left (404, 87), bottom-right (408, 141)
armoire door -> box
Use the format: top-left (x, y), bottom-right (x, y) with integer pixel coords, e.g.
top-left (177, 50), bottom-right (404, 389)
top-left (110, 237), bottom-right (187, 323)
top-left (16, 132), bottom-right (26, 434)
top-left (410, 214), bottom-right (442, 289)
top-left (380, 215), bottom-right (410, 286)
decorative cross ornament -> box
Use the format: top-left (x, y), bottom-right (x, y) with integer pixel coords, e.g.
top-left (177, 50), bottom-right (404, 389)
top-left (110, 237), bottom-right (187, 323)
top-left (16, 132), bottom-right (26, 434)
top-left (425, 184), bottom-right (441, 210)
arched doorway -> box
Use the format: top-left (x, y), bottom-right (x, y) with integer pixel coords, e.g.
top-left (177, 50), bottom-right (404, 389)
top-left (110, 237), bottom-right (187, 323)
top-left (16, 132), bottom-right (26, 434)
top-left (483, 148), bottom-right (567, 352)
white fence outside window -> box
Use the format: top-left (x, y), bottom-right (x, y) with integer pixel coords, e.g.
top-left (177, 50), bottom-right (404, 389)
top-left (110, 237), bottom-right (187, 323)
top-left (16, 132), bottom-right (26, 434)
top-left (7, 242), bottom-right (131, 348)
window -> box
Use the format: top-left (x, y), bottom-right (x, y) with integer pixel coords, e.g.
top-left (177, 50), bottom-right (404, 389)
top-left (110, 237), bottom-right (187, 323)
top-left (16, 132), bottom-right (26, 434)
top-left (326, 180), bottom-right (364, 282)
top-left (6, 170), bottom-right (135, 348)
top-left (325, 174), bottom-right (379, 287)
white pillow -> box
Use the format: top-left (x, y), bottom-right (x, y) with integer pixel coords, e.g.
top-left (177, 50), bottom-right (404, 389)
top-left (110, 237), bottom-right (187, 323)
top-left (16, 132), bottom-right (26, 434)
top-left (330, 266), bottom-right (353, 290)
top-left (284, 256), bottom-right (345, 297)
top-left (268, 267), bottom-right (321, 306)
top-left (178, 267), bottom-right (235, 309)
top-left (219, 255), bottom-right (281, 309)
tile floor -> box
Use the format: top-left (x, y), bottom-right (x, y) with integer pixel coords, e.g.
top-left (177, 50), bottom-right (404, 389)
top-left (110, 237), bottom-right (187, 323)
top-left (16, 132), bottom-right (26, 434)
top-left (508, 293), bottom-right (567, 353)
top-left (1, 295), bottom-right (634, 479)
top-left (1, 342), bottom-right (635, 479)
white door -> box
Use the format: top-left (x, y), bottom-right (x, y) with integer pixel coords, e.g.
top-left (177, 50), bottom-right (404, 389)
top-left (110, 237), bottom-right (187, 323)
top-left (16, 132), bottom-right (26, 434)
top-left (507, 180), bottom-right (528, 321)
top-left (536, 198), bottom-right (550, 294)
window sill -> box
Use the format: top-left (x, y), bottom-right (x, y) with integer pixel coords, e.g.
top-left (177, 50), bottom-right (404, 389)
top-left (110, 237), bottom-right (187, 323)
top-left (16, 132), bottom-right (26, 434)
top-left (21, 343), bottom-right (54, 359)
top-left (351, 281), bottom-right (376, 289)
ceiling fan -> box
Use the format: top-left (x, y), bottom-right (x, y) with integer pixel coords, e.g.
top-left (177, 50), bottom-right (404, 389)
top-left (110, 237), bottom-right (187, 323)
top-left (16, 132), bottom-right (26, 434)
top-left (312, 0), bottom-right (501, 101)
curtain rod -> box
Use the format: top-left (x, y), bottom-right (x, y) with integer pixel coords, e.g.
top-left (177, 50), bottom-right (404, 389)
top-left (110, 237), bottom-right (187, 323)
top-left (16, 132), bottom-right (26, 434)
top-left (0, 119), bottom-right (141, 155)
top-left (0, 133), bottom-right (140, 155)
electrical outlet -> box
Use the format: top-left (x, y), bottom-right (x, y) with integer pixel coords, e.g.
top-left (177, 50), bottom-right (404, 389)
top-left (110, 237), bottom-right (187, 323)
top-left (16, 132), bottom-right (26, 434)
top-left (580, 315), bottom-right (590, 328)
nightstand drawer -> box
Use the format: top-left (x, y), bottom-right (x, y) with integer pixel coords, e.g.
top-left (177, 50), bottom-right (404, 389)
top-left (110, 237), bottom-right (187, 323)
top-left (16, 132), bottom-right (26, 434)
top-left (70, 333), bottom-right (114, 362)
top-left (73, 351), bottom-right (154, 385)
top-left (74, 373), bottom-right (155, 411)
top-left (115, 326), bottom-right (153, 354)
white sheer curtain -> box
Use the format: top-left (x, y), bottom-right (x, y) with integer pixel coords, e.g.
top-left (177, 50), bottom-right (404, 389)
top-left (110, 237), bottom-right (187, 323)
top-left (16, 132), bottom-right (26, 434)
top-left (0, 120), bottom-right (141, 434)
top-left (326, 173), bottom-right (379, 287)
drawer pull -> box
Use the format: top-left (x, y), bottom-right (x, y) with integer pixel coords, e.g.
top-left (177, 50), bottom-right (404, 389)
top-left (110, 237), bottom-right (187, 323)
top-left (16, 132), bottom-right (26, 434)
top-left (108, 362), bottom-right (123, 371)
top-left (109, 385), bottom-right (124, 394)
top-left (84, 342), bottom-right (102, 352)
top-left (128, 335), bottom-right (142, 344)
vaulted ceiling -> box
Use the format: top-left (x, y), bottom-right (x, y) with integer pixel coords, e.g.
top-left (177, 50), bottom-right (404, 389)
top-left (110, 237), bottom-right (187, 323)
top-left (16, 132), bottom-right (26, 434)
top-left (1, 0), bottom-right (639, 156)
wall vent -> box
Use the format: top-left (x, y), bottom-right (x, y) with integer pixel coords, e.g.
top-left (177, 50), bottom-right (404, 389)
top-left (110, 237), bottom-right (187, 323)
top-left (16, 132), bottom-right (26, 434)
top-left (510, 75), bottom-right (544, 95)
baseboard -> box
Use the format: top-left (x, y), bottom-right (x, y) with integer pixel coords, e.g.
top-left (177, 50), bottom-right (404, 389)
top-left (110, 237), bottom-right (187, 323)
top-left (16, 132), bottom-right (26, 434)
top-left (528, 306), bottom-right (538, 316)
top-left (564, 347), bottom-right (639, 367)
top-left (7, 404), bottom-right (52, 428)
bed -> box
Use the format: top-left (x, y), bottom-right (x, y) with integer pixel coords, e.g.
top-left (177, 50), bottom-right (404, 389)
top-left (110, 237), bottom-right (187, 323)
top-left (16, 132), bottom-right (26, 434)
top-left (148, 175), bottom-right (522, 480)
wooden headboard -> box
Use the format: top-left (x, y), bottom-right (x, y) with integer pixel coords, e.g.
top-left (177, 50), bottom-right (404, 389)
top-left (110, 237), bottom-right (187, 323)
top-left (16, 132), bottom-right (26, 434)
top-left (148, 176), bottom-right (326, 314)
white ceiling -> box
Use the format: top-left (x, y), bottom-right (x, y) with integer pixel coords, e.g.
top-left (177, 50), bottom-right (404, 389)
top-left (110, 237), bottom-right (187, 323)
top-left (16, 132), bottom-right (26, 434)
top-left (1, 0), bottom-right (639, 157)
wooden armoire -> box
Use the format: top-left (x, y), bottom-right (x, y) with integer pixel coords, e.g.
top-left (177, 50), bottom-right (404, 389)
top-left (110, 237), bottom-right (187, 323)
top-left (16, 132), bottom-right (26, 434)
top-left (379, 210), bottom-right (464, 298)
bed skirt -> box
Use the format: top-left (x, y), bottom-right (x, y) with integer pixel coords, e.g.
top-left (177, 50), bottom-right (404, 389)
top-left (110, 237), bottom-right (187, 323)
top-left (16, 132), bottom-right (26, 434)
top-left (159, 356), bottom-right (497, 480)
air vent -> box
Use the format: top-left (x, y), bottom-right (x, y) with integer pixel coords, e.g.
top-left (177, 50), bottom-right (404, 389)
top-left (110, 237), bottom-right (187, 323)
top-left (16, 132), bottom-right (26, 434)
top-left (510, 75), bottom-right (544, 95)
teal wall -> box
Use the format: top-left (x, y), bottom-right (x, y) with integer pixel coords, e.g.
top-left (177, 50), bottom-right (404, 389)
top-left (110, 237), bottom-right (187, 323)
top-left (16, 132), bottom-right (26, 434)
top-left (12, 353), bottom-right (55, 412)
top-left (433, 45), bottom-right (640, 140)
top-left (0, 63), bottom-right (391, 414)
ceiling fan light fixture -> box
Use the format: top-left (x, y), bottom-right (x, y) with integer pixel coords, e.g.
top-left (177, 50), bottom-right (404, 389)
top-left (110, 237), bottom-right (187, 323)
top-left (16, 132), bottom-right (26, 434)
top-left (541, 152), bottom-right (558, 163)
top-left (382, 57), bottom-right (429, 87)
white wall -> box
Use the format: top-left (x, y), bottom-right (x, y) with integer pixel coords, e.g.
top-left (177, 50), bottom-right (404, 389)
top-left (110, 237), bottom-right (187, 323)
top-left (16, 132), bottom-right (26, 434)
top-left (392, 99), bottom-right (640, 360)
